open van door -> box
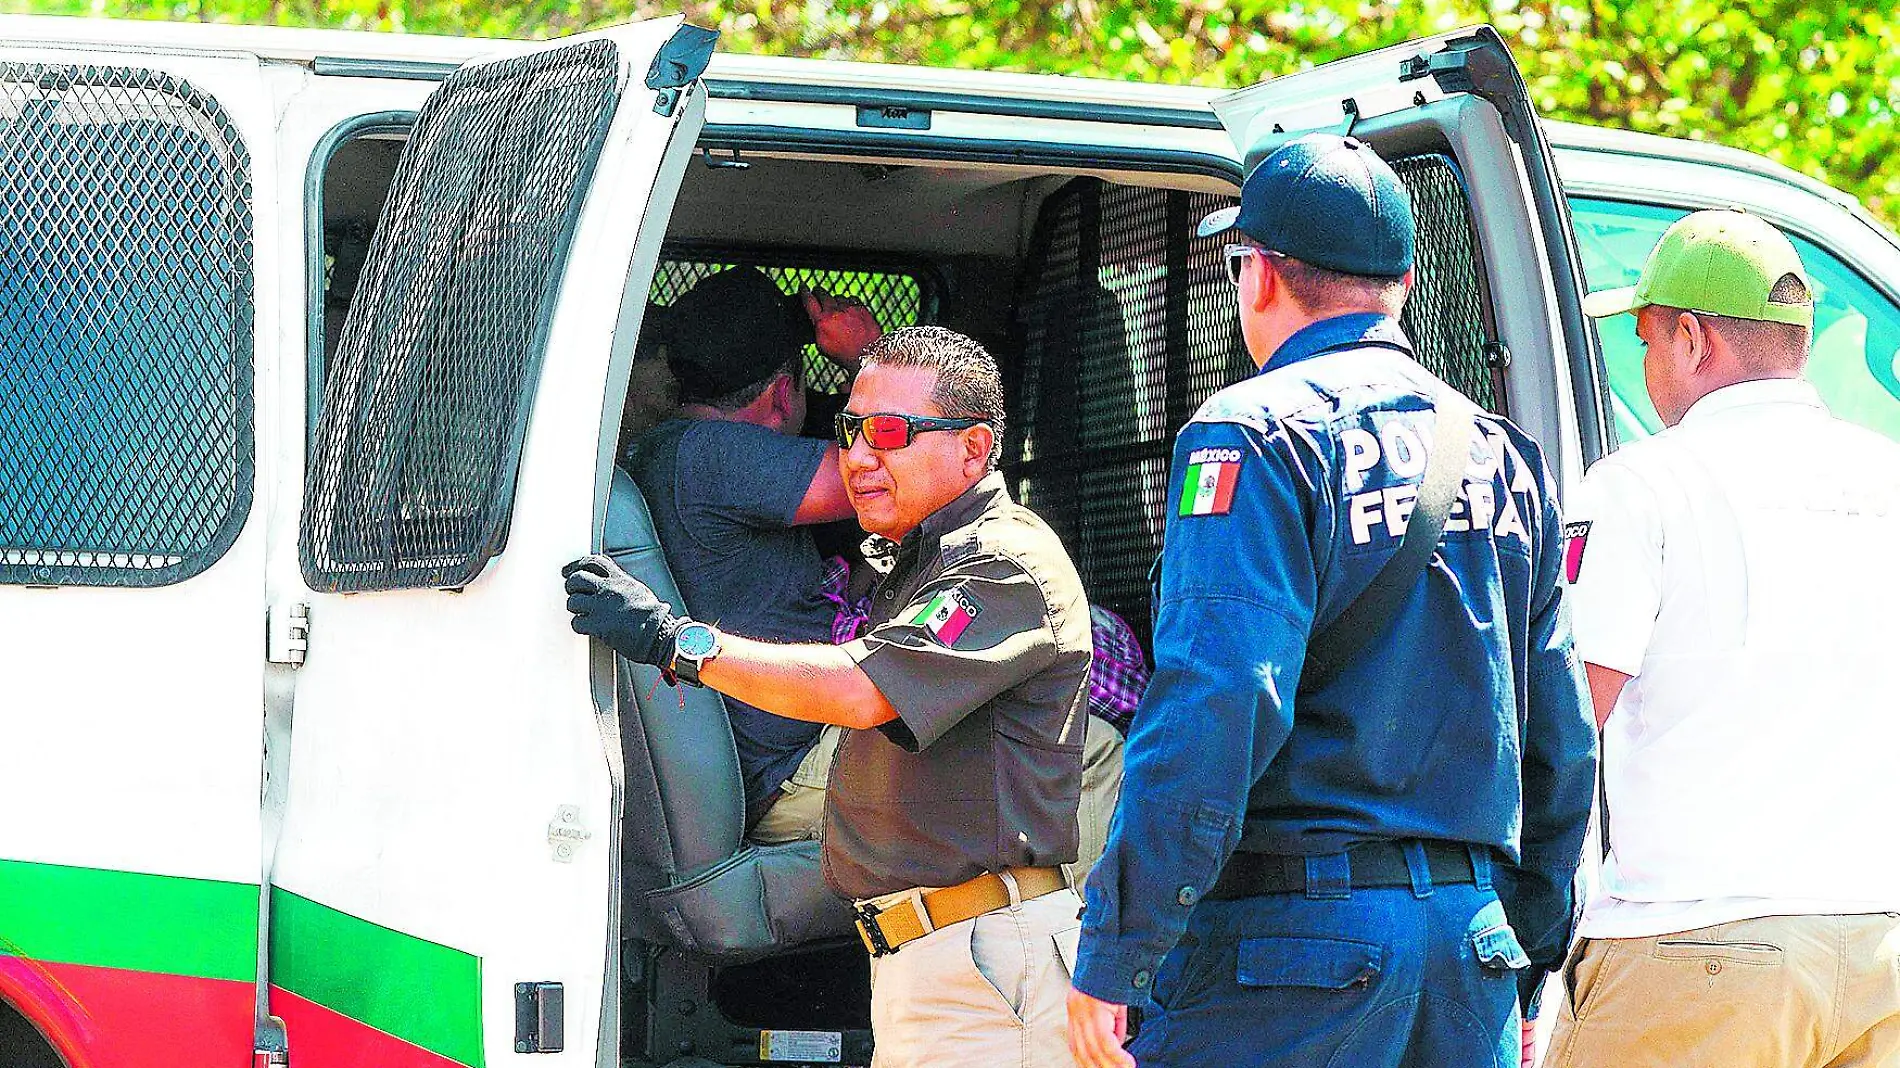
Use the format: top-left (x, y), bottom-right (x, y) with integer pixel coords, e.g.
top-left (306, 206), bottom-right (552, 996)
top-left (1211, 26), bottom-right (1607, 479)
top-left (273, 20), bottom-right (712, 1068)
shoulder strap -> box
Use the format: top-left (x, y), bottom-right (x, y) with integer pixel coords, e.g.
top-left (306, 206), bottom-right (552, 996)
top-left (1301, 391), bottom-right (1479, 690)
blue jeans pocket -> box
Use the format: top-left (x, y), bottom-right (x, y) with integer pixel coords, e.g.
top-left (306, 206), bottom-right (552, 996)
top-left (1236, 935), bottom-right (1385, 990)
top-left (1470, 921), bottom-right (1530, 976)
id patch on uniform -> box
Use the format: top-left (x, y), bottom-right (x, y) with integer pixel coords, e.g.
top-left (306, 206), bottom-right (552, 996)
top-left (910, 585), bottom-right (982, 646)
top-left (1563, 520), bottom-right (1592, 582)
top-left (1180, 447), bottom-right (1242, 517)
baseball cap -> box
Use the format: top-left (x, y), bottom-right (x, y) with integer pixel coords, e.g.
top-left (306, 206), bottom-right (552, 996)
top-left (1582, 208), bottom-right (1813, 328)
top-left (1196, 133), bottom-right (1415, 277)
top-left (659, 267), bottom-right (814, 405)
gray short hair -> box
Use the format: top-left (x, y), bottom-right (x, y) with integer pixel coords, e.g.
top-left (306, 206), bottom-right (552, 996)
top-left (859, 326), bottom-right (1005, 468)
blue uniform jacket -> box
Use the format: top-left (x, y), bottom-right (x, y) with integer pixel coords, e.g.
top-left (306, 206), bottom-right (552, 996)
top-left (1072, 313), bottom-right (1597, 1012)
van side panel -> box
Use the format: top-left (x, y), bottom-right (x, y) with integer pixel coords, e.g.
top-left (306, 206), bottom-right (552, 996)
top-left (0, 861), bottom-right (255, 1068)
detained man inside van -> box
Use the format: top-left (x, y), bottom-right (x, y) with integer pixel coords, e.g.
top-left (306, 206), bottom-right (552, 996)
top-left (622, 266), bottom-right (883, 840)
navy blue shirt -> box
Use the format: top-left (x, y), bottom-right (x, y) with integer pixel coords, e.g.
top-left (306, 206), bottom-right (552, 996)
top-left (1072, 313), bottom-right (1596, 1009)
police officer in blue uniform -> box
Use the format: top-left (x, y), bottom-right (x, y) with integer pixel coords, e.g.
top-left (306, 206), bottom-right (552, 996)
top-left (1065, 134), bottom-right (1598, 1068)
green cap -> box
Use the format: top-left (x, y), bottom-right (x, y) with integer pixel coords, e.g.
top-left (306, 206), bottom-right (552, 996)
top-left (1582, 208), bottom-right (1812, 328)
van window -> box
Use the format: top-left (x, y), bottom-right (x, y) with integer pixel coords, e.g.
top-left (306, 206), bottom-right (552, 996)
top-left (301, 41), bottom-right (621, 591)
top-left (1570, 196), bottom-right (1900, 444)
top-left (0, 63), bottom-right (255, 587)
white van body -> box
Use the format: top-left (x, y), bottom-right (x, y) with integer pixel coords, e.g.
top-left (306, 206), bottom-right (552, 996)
top-left (0, 16), bottom-right (1893, 1068)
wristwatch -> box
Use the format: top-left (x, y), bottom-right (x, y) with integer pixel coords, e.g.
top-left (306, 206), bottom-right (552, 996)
top-left (670, 621), bottom-right (722, 688)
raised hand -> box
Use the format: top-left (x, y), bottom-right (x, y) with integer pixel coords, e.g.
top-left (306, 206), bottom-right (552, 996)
top-left (803, 288), bottom-right (882, 367)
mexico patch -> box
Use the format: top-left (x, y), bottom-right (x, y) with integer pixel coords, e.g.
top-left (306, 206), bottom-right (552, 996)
top-left (1563, 520), bottom-right (1591, 582)
top-left (910, 585), bottom-right (982, 646)
top-left (1180, 447), bottom-right (1242, 517)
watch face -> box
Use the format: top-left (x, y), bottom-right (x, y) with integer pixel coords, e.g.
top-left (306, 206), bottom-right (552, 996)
top-left (676, 623), bottom-right (717, 660)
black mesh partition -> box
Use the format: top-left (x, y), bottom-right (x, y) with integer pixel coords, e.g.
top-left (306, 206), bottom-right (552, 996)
top-left (301, 41), bottom-right (621, 592)
top-left (1007, 180), bottom-right (1250, 646)
top-left (0, 64), bottom-right (255, 588)
top-left (1393, 154), bottom-right (1503, 411)
top-left (649, 252), bottom-right (935, 393)
top-left (1008, 161), bottom-right (1499, 645)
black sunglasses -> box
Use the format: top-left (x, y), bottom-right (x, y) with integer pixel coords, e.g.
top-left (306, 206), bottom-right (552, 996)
top-left (835, 411), bottom-right (989, 451)
top-left (1223, 242), bottom-right (1287, 286)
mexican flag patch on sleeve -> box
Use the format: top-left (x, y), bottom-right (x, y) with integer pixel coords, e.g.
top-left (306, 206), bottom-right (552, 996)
top-left (910, 585), bottom-right (982, 646)
top-left (1179, 446), bottom-right (1242, 517)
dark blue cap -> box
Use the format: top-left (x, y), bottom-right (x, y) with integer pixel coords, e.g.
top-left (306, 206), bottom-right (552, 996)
top-left (1197, 133), bottom-right (1415, 278)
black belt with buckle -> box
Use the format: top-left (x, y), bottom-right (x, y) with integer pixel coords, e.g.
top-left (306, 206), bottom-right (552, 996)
top-left (1209, 840), bottom-right (1479, 900)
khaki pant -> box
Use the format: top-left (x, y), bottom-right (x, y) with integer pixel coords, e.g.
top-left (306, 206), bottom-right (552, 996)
top-left (750, 717), bottom-right (1126, 888)
top-left (866, 882), bottom-right (1082, 1068)
top-left (748, 723), bottom-right (844, 845)
top-left (1547, 913), bottom-right (1900, 1068)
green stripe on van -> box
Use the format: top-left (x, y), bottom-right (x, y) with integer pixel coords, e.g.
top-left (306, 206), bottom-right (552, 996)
top-left (0, 859), bottom-right (257, 982)
top-left (269, 888), bottom-right (484, 1068)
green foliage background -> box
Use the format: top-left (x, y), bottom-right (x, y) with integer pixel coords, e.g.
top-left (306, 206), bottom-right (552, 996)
top-left (9, 0), bottom-right (1898, 227)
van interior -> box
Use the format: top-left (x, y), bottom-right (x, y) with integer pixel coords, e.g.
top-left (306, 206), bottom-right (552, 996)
top-left (314, 115), bottom-right (1505, 1065)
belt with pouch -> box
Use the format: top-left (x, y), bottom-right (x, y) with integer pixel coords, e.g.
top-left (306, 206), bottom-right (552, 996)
top-left (1209, 839), bottom-right (1478, 900)
top-left (855, 866), bottom-right (1068, 958)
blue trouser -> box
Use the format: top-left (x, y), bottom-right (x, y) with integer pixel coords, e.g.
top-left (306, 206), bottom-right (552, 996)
top-left (1130, 845), bottom-right (1529, 1068)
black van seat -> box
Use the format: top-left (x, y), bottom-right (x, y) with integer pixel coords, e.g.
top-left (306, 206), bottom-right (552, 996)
top-left (604, 468), bottom-right (856, 962)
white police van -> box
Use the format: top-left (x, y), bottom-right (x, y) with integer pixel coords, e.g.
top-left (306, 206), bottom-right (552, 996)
top-left (1, 14), bottom-right (1895, 1068)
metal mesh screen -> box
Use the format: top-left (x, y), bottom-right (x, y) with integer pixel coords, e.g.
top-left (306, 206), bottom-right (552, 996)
top-left (1007, 180), bottom-right (1250, 646)
top-left (1394, 153), bottom-right (1502, 410)
top-left (1008, 160), bottom-right (1499, 644)
top-left (649, 252), bottom-right (934, 393)
top-left (0, 64), bottom-right (255, 587)
top-left (301, 41), bottom-right (621, 592)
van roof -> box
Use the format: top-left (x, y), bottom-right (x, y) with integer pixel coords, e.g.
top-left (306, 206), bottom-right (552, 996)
top-left (0, 14), bottom-right (1220, 110)
top-left (0, 14), bottom-right (1864, 217)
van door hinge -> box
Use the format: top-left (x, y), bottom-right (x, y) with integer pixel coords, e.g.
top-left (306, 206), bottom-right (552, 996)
top-left (267, 603), bottom-right (311, 666)
top-left (646, 24), bottom-right (718, 116)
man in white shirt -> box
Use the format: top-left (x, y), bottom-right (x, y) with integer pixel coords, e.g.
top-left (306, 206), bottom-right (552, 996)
top-left (1548, 208), bottom-right (1900, 1066)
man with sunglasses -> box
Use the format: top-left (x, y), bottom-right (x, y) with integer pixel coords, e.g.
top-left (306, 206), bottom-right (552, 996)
top-left (569, 325), bottom-right (1093, 1068)
top-left (623, 266), bottom-right (882, 838)
top-left (1066, 133), bottom-right (1596, 1068)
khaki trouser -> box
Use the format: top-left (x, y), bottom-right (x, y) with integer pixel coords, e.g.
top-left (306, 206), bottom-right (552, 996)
top-left (865, 881), bottom-right (1082, 1068)
top-left (1547, 913), bottom-right (1900, 1068)
top-left (750, 717), bottom-right (1126, 888)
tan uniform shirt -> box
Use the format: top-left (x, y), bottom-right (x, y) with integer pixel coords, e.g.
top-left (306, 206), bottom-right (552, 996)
top-left (825, 473), bottom-right (1092, 901)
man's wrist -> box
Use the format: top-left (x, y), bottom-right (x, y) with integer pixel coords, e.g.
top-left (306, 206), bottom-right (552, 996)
top-left (1071, 941), bottom-right (1161, 1010)
top-left (669, 620), bottom-right (720, 687)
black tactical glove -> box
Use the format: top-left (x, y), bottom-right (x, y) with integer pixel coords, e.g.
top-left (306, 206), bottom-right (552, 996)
top-left (563, 555), bottom-right (689, 668)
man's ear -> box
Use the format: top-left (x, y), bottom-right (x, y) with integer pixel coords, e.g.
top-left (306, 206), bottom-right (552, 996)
top-left (964, 424), bottom-right (995, 473)
top-left (771, 372), bottom-right (799, 417)
top-left (1248, 254), bottom-right (1277, 315)
top-left (1679, 311), bottom-right (1713, 372)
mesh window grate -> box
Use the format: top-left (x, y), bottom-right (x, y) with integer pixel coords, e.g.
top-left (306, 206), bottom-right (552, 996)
top-left (1393, 154), bottom-right (1502, 410)
top-left (301, 41), bottom-right (621, 592)
top-left (0, 64), bottom-right (255, 588)
top-left (1008, 180), bottom-right (1250, 647)
top-left (649, 252), bottom-right (934, 393)
top-left (1008, 160), bottom-right (1499, 645)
